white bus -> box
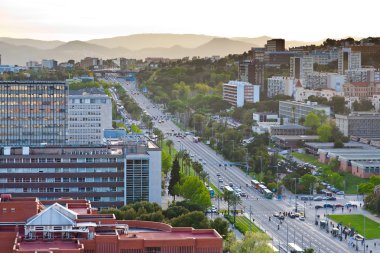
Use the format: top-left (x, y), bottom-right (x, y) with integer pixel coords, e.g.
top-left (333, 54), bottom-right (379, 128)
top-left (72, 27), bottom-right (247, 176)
top-left (288, 243), bottom-right (304, 253)
top-left (224, 185), bottom-right (234, 193)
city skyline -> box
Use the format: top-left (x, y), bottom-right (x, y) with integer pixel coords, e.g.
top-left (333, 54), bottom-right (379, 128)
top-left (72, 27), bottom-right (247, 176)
top-left (1, 0), bottom-right (379, 42)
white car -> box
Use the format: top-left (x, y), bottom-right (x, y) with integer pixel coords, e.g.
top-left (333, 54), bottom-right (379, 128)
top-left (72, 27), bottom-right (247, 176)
top-left (299, 216), bottom-right (305, 221)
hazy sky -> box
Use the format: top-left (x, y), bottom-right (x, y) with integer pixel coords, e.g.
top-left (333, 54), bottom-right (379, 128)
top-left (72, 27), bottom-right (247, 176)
top-left (0, 0), bottom-right (378, 41)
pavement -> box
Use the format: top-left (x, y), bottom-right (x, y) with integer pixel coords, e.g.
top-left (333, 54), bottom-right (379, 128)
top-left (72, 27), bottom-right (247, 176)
top-left (108, 77), bottom-right (380, 253)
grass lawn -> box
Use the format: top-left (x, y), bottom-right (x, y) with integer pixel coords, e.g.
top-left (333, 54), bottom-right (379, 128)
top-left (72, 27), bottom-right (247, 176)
top-left (225, 215), bottom-right (262, 234)
top-left (291, 152), bottom-right (331, 170)
top-left (291, 152), bottom-right (368, 194)
top-left (328, 214), bottom-right (380, 239)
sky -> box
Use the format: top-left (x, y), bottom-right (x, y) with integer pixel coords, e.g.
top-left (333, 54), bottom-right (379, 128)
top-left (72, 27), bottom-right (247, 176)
top-left (0, 0), bottom-right (379, 42)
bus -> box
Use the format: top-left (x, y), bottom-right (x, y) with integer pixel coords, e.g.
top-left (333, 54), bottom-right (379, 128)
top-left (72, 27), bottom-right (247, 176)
top-left (263, 188), bottom-right (273, 199)
top-left (224, 185), bottom-right (234, 193)
top-left (258, 184), bottom-right (267, 194)
top-left (208, 187), bottom-right (215, 198)
top-left (288, 243), bottom-right (304, 253)
top-left (251, 179), bottom-right (259, 189)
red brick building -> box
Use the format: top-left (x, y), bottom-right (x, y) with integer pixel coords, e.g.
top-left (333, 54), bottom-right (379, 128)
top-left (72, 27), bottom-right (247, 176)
top-left (0, 195), bottom-right (222, 253)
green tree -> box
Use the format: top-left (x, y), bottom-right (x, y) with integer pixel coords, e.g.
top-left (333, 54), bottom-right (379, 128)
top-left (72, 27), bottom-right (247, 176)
top-left (223, 189), bottom-right (235, 215)
top-left (168, 159), bottom-right (181, 200)
top-left (179, 176), bottom-right (211, 210)
top-left (161, 150), bottom-right (172, 175)
top-left (230, 194), bottom-right (242, 224)
top-left (171, 211), bottom-right (210, 229)
top-left (317, 123), bottom-right (333, 142)
top-left (331, 96), bottom-right (346, 114)
top-left (210, 217), bottom-right (229, 239)
top-left (166, 140), bottom-right (174, 155)
top-left (304, 111), bottom-right (321, 133)
top-left (300, 174), bottom-right (317, 194)
top-left (164, 205), bottom-right (189, 219)
top-left (358, 182), bottom-right (375, 194)
top-left (230, 231), bottom-right (274, 253)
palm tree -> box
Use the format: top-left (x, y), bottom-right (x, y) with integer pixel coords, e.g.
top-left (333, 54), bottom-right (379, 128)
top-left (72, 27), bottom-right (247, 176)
top-left (182, 152), bottom-right (190, 175)
top-left (230, 194), bottom-right (242, 224)
top-left (223, 189), bottom-right (234, 216)
top-left (166, 140), bottom-right (174, 155)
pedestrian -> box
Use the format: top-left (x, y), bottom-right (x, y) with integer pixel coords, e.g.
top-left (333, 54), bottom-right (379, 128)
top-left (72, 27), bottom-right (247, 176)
top-left (277, 224), bottom-right (280, 230)
top-left (374, 242), bottom-right (376, 247)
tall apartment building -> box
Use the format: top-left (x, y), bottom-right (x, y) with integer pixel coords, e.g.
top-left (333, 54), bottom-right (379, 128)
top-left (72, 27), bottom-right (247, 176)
top-left (267, 76), bottom-right (298, 98)
top-left (238, 60), bottom-right (250, 82)
top-left (68, 88), bottom-right (112, 145)
top-left (303, 72), bottom-right (345, 91)
top-left (309, 49), bottom-right (339, 65)
top-left (223, 81), bottom-right (260, 107)
top-left (265, 39), bottom-right (285, 52)
top-left (250, 47), bottom-right (265, 61)
top-left (290, 56), bottom-right (314, 79)
top-left (346, 68), bottom-right (380, 82)
top-left (41, 59), bottom-right (58, 69)
top-left (0, 138), bottom-right (162, 209)
top-left (0, 81), bottom-right (67, 146)
top-left (248, 60), bottom-right (265, 86)
top-left (338, 48), bottom-right (361, 75)
top-left (335, 112), bottom-right (380, 138)
top-left (279, 100), bottom-right (331, 124)
top-left (80, 57), bottom-right (103, 69)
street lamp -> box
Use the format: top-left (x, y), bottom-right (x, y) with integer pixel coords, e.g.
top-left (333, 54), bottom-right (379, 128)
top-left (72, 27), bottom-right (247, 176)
top-left (292, 178), bottom-right (299, 213)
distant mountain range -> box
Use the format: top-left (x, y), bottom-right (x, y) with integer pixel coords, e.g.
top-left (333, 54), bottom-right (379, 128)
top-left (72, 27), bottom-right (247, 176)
top-left (0, 34), bottom-right (322, 65)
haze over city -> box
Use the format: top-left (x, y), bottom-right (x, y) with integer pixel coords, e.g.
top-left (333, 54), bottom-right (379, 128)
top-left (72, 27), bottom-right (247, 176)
top-left (0, 0), bottom-right (379, 41)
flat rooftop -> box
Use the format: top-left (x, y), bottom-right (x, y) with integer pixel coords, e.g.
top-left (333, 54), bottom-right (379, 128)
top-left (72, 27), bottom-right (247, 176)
top-left (19, 240), bottom-right (80, 251)
top-left (305, 141), bottom-right (376, 150)
top-left (271, 124), bottom-right (307, 129)
top-left (121, 231), bottom-right (219, 240)
top-left (272, 135), bottom-right (319, 141)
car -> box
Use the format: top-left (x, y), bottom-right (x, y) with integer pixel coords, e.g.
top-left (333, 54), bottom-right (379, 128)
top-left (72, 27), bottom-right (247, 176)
top-left (216, 173), bottom-right (220, 177)
top-left (354, 234), bottom-right (364, 241)
top-left (229, 182), bottom-right (234, 187)
top-left (294, 213), bottom-right (301, 217)
top-left (345, 203), bottom-right (358, 208)
top-left (240, 192), bottom-right (247, 197)
top-left (202, 161), bottom-right (206, 165)
top-left (315, 205), bottom-right (323, 209)
top-left (313, 196), bottom-right (323, 201)
top-left (327, 196), bottom-right (337, 201)
top-left (336, 191), bottom-right (345, 195)
top-left (299, 216), bottom-right (305, 221)
top-left (273, 212), bottom-right (280, 217)
top-left (324, 203), bottom-right (334, 208)
top-left (335, 204), bottom-right (344, 208)
top-left (289, 214), bottom-right (296, 219)
top-left (218, 178), bottom-right (224, 183)
top-left (278, 215), bottom-right (285, 220)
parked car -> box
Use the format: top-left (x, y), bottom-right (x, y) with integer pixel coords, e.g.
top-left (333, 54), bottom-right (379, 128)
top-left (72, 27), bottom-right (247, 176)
top-left (327, 196), bottom-right (337, 201)
top-left (336, 191), bottom-right (345, 195)
top-left (299, 216), bottom-right (305, 221)
top-left (313, 196), bottom-right (323, 201)
top-left (315, 205), bottom-right (323, 209)
top-left (335, 204), bottom-right (344, 208)
top-left (324, 203), bottom-right (334, 208)
top-left (273, 212), bottom-right (280, 217)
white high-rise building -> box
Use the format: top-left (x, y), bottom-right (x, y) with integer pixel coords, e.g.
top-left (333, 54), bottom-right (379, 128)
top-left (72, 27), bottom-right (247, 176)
top-left (338, 48), bottom-right (361, 75)
top-left (223, 81), bottom-right (260, 107)
top-left (68, 88), bottom-right (112, 145)
top-left (267, 76), bottom-right (298, 98)
top-left (290, 56), bottom-right (314, 80)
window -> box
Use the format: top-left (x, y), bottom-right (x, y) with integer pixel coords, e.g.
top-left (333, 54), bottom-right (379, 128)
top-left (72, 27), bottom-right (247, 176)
top-left (11, 208), bottom-right (15, 213)
top-left (2, 208), bottom-right (6, 213)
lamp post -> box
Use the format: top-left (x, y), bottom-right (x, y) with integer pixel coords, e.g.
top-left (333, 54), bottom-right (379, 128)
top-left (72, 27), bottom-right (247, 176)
top-left (293, 178), bottom-right (299, 212)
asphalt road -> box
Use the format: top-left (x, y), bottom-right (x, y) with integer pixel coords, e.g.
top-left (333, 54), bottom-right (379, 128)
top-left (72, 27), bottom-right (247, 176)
top-left (108, 77), bottom-right (374, 253)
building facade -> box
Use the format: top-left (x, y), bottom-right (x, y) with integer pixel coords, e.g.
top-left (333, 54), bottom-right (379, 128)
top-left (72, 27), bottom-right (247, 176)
top-left (223, 81), bottom-right (260, 107)
top-left (0, 138), bottom-right (162, 209)
top-left (343, 81), bottom-right (380, 98)
top-left (338, 48), bottom-right (361, 75)
top-left (68, 88), bottom-right (112, 145)
top-left (265, 39), bottom-right (285, 52)
top-left (267, 76), bottom-right (299, 98)
top-left (346, 68), bottom-right (380, 83)
top-left (41, 59), bottom-right (58, 69)
top-left (279, 100), bottom-right (331, 124)
top-left (335, 112), bottom-right (380, 138)
top-left (289, 56), bottom-right (314, 80)
top-left (0, 81), bottom-right (67, 146)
